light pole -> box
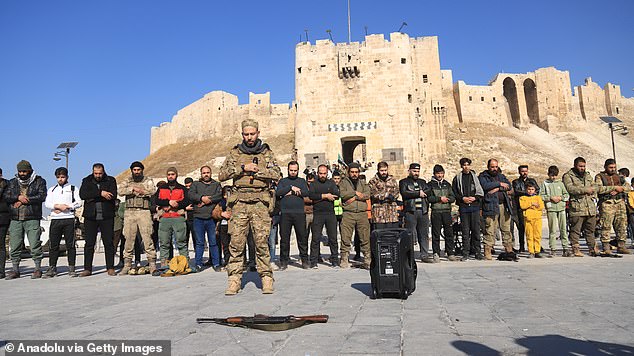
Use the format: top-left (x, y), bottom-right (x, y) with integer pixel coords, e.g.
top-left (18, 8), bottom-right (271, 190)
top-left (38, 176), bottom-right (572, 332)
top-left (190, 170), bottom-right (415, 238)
top-left (600, 117), bottom-right (628, 162)
top-left (53, 142), bottom-right (79, 170)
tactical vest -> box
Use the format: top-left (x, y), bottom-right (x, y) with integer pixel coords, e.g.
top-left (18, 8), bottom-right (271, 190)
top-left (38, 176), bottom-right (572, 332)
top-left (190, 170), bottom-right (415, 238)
top-left (233, 150), bottom-right (270, 191)
top-left (125, 179), bottom-right (151, 209)
top-left (598, 172), bottom-right (625, 202)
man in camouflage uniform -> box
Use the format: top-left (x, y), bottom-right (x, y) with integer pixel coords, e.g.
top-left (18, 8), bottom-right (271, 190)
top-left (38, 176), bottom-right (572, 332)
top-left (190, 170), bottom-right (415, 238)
top-left (563, 157), bottom-right (613, 257)
top-left (219, 119), bottom-right (280, 295)
top-left (368, 161), bottom-right (400, 229)
top-left (595, 158), bottom-right (631, 255)
top-left (117, 161), bottom-right (159, 275)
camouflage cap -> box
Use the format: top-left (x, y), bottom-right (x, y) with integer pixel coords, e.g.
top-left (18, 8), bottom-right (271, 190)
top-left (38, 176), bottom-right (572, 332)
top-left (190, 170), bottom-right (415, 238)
top-left (241, 119), bottom-right (259, 131)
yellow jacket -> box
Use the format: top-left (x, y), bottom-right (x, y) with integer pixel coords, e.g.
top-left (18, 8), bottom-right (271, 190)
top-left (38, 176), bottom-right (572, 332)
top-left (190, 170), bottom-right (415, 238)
top-left (519, 195), bottom-right (544, 220)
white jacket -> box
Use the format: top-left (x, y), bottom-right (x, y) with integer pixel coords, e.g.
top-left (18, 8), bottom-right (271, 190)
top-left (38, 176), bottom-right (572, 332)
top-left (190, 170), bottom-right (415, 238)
top-left (44, 183), bottom-right (83, 220)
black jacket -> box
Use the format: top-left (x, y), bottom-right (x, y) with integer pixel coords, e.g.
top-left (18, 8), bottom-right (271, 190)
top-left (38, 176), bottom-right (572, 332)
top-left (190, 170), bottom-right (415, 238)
top-left (3, 175), bottom-right (47, 221)
top-left (511, 177), bottom-right (540, 210)
top-left (79, 174), bottom-right (118, 220)
top-left (399, 176), bottom-right (431, 214)
top-left (0, 178), bottom-right (11, 225)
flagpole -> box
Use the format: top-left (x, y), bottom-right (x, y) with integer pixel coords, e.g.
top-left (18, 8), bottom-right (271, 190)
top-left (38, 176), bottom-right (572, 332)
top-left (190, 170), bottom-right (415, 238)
top-left (347, 0), bottom-right (351, 43)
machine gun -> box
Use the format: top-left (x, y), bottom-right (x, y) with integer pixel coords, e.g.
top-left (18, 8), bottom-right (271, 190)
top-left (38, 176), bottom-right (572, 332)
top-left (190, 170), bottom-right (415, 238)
top-left (196, 314), bottom-right (328, 331)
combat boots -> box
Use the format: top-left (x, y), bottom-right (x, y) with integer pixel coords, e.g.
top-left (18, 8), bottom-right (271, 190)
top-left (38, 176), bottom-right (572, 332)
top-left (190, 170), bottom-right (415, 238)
top-left (261, 276), bottom-right (274, 294)
top-left (483, 245), bottom-right (492, 260)
top-left (225, 278), bottom-right (241, 296)
top-left (5, 262), bottom-right (20, 280)
top-left (340, 253), bottom-right (350, 269)
top-left (617, 241), bottom-right (631, 254)
top-left (572, 245), bottom-right (584, 257)
top-left (602, 242), bottom-right (613, 256)
top-left (588, 244), bottom-right (601, 257)
top-left (118, 259), bottom-right (133, 276)
top-left (149, 260), bottom-right (161, 276)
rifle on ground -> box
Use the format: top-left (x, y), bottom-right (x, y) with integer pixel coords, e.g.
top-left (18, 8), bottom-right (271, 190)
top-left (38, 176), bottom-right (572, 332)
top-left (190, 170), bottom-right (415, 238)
top-left (196, 314), bottom-right (329, 331)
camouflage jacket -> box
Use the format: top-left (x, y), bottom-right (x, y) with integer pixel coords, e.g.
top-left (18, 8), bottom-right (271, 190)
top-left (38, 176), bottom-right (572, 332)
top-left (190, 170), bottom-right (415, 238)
top-left (368, 174), bottom-right (400, 223)
top-left (219, 142), bottom-right (280, 203)
top-left (562, 168), bottom-right (610, 217)
top-left (118, 176), bottom-right (156, 210)
top-left (594, 172), bottom-right (630, 205)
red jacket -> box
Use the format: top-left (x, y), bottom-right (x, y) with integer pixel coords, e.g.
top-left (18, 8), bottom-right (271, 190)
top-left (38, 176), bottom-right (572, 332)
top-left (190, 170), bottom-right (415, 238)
top-left (151, 182), bottom-right (190, 219)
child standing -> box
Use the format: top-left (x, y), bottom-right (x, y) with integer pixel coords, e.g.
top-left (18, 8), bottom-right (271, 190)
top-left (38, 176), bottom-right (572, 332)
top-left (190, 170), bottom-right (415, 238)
top-left (540, 166), bottom-right (571, 257)
top-left (519, 182), bottom-right (545, 258)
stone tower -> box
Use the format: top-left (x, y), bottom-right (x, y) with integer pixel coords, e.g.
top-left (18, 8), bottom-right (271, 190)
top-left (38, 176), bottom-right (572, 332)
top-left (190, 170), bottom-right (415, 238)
top-left (294, 32), bottom-right (448, 172)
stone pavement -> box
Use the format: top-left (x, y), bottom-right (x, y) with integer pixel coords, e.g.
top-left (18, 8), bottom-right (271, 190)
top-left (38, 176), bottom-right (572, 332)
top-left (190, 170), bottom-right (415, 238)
top-left (1, 235), bottom-right (634, 356)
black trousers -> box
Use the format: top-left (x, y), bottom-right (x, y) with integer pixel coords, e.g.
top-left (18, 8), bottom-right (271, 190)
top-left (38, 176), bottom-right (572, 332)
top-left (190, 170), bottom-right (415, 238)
top-left (0, 223), bottom-right (8, 272)
top-left (405, 210), bottom-right (430, 257)
top-left (244, 228), bottom-right (255, 266)
top-left (49, 218), bottom-right (76, 267)
top-left (279, 212), bottom-right (308, 262)
top-left (186, 219), bottom-right (196, 249)
top-left (514, 208), bottom-right (525, 250)
top-left (460, 210), bottom-right (481, 257)
top-left (431, 212), bottom-right (454, 256)
top-left (83, 218), bottom-right (115, 270)
top-left (311, 213), bottom-right (338, 264)
top-left (216, 223), bottom-right (231, 265)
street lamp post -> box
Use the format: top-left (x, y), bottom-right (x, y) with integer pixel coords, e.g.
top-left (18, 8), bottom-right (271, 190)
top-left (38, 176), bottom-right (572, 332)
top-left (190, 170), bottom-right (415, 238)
top-left (600, 117), bottom-right (628, 162)
top-left (53, 142), bottom-right (79, 171)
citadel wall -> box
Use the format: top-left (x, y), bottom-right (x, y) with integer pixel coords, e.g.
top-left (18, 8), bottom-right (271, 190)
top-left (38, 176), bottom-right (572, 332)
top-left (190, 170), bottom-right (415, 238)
top-left (148, 32), bottom-right (634, 169)
top-left (150, 91), bottom-right (293, 154)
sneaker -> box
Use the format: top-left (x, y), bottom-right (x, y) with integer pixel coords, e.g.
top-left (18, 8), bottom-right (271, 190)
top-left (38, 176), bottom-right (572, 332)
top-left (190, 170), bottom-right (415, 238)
top-left (475, 253), bottom-right (484, 260)
top-left (311, 263), bottom-right (318, 269)
top-left (461, 255), bottom-right (469, 261)
top-left (421, 257), bottom-right (434, 263)
top-left (213, 265), bottom-right (222, 272)
top-left (548, 249), bottom-right (555, 258)
top-left (447, 255), bottom-right (460, 262)
top-left (353, 254), bottom-right (362, 262)
top-left (42, 267), bottom-right (57, 279)
top-left (31, 269), bottom-right (42, 279)
top-left (432, 253), bottom-right (440, 263)
top-left (562, 249), bottom-right (573, 257)
top-left (526, 254), bottom-right (534, 259)
top-left (277, 262), bottom-right (288, 271)
top-left (534, 253), bottom-right (543, 258)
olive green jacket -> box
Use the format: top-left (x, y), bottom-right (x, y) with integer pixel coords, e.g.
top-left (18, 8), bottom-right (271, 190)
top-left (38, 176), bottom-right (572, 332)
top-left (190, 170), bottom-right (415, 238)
top-left (562, 168), bottom-right (610, 217)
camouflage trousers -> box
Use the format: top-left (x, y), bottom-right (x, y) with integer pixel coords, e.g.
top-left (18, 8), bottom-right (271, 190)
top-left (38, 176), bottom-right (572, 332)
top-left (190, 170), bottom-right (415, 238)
top-left (123, 209), bottom-right (157, 261)
top-left (226, 201), bottom-right (272, 281)
top-left (599, 200), bottom-right (628, 243)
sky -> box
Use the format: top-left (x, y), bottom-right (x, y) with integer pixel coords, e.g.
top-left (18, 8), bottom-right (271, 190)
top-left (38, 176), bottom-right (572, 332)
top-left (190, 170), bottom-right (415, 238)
top-left (1, 0), bottom-right (633, 185)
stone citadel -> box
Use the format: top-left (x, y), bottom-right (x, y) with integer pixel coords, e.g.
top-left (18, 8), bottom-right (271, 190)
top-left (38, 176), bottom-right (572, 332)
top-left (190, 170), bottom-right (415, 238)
top-left (150, 32), bottom-right (634, 172)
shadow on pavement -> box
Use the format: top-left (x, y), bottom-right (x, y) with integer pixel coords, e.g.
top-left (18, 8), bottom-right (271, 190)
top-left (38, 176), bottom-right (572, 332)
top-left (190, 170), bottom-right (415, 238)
top-left (516, 334), bottom-right (634, 356)
top-left (451, 340), bottom-right (501, 356)
top-left (241, 271), bottom-right (262, 289)
top-left (452, 335), bottom-right (634, 356)
top-left (350, 282), bottom-right (373, 297)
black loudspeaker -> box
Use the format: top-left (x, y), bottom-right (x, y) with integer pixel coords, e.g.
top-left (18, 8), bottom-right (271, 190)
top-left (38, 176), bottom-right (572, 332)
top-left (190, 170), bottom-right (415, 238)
top-left (369, 228), bottom-right (417, 299)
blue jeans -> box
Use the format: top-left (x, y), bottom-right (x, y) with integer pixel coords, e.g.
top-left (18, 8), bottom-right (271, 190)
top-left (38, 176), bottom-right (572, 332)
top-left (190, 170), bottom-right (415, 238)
top-left (193, 218), bottom-right (219, 267)
top-left (268, 214), bottom-right (280, 261)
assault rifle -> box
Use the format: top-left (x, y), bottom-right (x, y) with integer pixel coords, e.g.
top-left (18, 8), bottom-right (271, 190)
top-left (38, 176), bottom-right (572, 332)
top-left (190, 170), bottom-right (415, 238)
top-left (196, 314), bottom-right (328, 331)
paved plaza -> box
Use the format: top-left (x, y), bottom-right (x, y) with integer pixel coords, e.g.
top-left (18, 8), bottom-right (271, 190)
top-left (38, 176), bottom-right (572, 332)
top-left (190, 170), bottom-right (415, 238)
top-left (1, 232), bottom-right (634, 356)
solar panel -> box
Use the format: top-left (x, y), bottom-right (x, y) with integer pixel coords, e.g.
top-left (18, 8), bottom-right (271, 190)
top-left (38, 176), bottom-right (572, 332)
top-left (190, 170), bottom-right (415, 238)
top-left (600, 116), bottom-right (622, 124)
top-left (57, 142), bottom-right (79, 149)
